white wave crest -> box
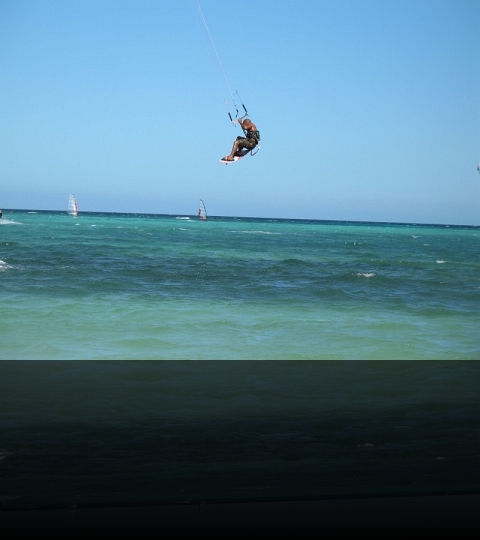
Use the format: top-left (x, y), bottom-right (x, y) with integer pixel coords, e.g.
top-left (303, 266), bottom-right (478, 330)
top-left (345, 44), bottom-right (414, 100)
top-left (233, 230), bottom-right (280, 235)
top-left (0, 260), bottom-right (14, 271)
top-left (0, 218), bottom-right (21, 225)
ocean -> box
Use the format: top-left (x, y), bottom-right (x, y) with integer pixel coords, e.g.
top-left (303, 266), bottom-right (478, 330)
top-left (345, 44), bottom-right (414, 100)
top-left (1, 210), bottom-right (479, 360)
top-left (0, 211), bottom-right (479, 514)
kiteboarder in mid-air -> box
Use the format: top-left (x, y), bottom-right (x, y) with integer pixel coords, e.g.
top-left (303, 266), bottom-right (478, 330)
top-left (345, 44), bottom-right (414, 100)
top-left (194, 0), bottom-right (260, 164)
top-left (224, 117), bottom-right (260, 162)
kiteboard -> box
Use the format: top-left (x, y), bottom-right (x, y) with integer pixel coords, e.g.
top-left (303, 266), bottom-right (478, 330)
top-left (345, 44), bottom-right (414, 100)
top-left (219, 149), bottom-right (249, 164)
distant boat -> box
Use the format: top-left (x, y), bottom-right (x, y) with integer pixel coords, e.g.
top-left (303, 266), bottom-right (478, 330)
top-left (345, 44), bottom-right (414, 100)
top-left (198, 199), bottom-right (207, 221)
top-left (67, 194), bottom-right (78, 217)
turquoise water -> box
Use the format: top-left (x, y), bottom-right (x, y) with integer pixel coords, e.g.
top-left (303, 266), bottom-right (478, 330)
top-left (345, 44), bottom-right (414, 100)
top-left (1, 210), bottom-right (479, 359)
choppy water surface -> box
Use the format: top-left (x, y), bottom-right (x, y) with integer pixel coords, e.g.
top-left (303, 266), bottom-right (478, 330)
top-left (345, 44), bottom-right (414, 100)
top-left (1, 210), bottom-right (479, 359)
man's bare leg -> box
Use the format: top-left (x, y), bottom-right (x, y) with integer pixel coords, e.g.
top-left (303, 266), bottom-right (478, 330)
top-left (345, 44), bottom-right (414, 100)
top-left (226, 141), bottom-right (240, 161)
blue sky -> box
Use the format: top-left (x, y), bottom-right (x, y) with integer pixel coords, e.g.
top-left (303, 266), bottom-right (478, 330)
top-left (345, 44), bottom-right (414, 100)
top-left (1, 0), bottom-right (479, 225)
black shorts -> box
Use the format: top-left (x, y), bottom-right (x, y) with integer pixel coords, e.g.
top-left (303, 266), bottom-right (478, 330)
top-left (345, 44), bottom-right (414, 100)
top-left (236, 136), bottom-right (257, 150)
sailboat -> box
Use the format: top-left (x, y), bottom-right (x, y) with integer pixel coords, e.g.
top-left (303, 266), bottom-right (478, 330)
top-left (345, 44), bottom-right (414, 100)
top-left (198, 199), bottom-right (207, 221)
top-left (67, 194), bottom-right (78, 217)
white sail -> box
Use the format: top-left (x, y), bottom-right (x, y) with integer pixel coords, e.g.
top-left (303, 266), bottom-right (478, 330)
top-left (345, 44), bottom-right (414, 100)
top-left (67, 194), bottom-right (78, 217)
top-left (198, 199), bottom-right (207, 220)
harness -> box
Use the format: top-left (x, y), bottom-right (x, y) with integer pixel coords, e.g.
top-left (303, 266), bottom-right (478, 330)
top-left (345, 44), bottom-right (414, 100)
top-left (246, 130), bottom-right (260, 143)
